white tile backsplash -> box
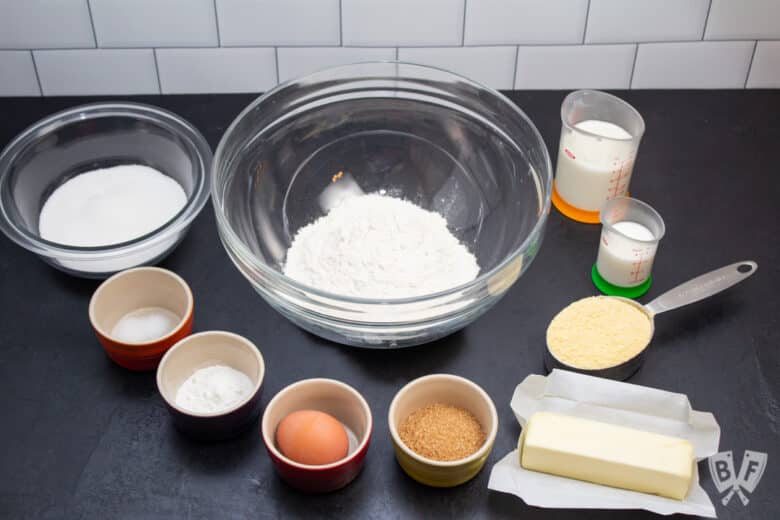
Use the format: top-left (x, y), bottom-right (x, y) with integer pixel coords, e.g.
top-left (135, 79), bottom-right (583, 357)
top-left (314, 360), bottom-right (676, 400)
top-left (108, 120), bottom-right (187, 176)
top-left (90, 0), bottom-right (218, 48)
top-left (465, 0), bottom-right (588, 45)
top-left (217, 0), bottom-right (340, 46)
top-left (0, 0), bottom-right (778, 94)
top-left (0, 51), bottom-right (40, 96)
top-left (34, 49), bottom-right (159, 96)
top-left (342, 0), bottom-right (464, 46)
top-left (157, 48), bottom-right (276, 93)
top-left (705, 0), bottom-right (780, 40)
top-left (399, 47), bottom-right (517, 90)
top-left (515, 45), bottom-right (635, 89)
top-left (746, 41), bottom-right (780, 88)
top-left (278, 47), bottom-right (395, 82)
top-left (0, 1), bottom-right (94, 49)
top-left (632, 41), bottom-right (755, 89)
top-left (586, 0), bottom-right (709, 43)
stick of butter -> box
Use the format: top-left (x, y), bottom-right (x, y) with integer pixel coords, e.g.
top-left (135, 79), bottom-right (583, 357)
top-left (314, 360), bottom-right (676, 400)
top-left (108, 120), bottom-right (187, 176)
top-left (519, 412), bottom-right (694, 500)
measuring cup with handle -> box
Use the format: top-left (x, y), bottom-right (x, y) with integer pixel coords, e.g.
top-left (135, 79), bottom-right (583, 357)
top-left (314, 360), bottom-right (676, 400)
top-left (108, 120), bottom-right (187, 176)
top-left (545, 260), bottom-right (758, 380)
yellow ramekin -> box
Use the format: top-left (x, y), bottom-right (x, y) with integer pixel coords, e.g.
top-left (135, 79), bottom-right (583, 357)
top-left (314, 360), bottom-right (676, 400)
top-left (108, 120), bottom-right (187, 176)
top-left (388, 374), bottom-right (498, 487)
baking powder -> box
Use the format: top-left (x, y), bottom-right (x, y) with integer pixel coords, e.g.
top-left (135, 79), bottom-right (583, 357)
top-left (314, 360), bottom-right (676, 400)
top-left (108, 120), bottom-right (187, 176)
top-left (283, 193), bottom-right (479, 299)
top-left (175, 365), bottom-right (254, 414)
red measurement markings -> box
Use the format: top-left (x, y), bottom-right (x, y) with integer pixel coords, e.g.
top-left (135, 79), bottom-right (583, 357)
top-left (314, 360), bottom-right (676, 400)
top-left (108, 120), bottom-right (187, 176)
top-left (608, 158), bottom-right (627, 198)
top-left (629, 248), bottom-right (646, 283)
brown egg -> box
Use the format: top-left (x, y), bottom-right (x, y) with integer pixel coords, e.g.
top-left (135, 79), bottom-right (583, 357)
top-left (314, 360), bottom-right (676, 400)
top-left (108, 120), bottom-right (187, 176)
top-left (276, 410), bottom-right (349, 465)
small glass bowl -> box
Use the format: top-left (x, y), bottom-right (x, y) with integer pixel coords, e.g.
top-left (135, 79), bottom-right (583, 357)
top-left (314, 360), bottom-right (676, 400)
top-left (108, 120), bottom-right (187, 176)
top-left (0, 102), bottom-right (212, 278)
top-left (212, 62), bottom-right (552, 347)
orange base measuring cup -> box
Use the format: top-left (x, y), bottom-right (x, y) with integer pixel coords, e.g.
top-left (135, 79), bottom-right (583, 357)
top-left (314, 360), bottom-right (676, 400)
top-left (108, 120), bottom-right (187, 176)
top-left (552, 183), bottom-right (628, 224)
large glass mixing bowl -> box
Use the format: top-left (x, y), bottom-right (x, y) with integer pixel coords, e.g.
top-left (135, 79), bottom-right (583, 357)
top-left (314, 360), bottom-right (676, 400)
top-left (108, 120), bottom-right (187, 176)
top-left (212, 63), bottom-right (552, 347)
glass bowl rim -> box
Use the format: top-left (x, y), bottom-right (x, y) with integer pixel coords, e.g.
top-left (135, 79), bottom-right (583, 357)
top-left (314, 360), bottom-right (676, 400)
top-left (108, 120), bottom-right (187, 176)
top-left (0, 101), bottom-right (213, 260)
top-left (212, 61), bottom-right (552, 305)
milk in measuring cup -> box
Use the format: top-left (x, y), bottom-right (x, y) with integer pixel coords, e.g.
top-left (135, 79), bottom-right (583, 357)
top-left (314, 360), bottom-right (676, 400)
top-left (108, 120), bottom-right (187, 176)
top-left (556, 120), bottom-right (634, 212)
top-left (596, 221), bottom-right (657, 287)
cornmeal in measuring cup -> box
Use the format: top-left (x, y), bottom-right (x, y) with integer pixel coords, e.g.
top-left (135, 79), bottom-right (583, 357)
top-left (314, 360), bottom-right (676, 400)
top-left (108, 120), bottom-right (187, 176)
top-left (547, 297), bottom-right (652, 369)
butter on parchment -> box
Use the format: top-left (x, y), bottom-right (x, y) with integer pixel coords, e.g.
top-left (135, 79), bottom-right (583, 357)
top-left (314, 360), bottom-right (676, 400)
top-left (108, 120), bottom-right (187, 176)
top-left (519, 412), bottom-right (694, 501)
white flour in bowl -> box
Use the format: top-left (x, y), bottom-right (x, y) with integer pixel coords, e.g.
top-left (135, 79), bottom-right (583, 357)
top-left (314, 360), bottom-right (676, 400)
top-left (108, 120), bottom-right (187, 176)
top-left (283, 193), bottom-right (479, 299)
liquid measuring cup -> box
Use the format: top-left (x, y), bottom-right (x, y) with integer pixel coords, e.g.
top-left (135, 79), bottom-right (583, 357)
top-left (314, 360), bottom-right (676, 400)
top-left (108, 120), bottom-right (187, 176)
top-left (592, 196), bottom-right (665, 299)
top-left (546, 260), bottom-right (758, 380)
top-left (552, 90), bottom-right (645, 224)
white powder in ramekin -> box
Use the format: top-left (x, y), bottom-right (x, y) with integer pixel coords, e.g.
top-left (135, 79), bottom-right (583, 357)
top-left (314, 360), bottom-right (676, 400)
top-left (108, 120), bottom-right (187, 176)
top-left (175, 365), bottom-right (254, 414)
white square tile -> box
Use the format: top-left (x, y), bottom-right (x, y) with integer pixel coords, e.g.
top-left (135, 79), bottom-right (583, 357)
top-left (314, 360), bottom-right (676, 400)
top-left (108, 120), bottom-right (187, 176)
top-left (34, 50), bottom-right (159, 96)
top-left (586, 0), bottom-right (709, 43)
top-left (89, 0), bottom-right (218, 47)
top-left (705, 0), bottom-right (780, 40)
top-left (278, 47), bottom-right (395, 82)
top-left (342, 0), bottom-right (463, 46)
top-left (399, 47), bottom-right (517, 90)
top-left (217, 0), bottom-right (339, 46)
top-left (747, 41), bottom-right (780, 88)
top-left (514, 45), bottom-right (634, 89)
top-left (632, 41), bottom-right (754, 89)
top-left (0, 1), bottom-right (94, 49)
top-left (156, 48), bottom-right (276, 94)
top-left (0, 51), bottom-right (40, 96)
top-left (465, 0), bottom-right (587, 45)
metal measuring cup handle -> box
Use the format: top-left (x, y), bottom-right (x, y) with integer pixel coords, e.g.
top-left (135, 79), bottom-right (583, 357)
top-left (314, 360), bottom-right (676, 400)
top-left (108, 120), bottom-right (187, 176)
top-left (644, 261), bottom-right (758, 317)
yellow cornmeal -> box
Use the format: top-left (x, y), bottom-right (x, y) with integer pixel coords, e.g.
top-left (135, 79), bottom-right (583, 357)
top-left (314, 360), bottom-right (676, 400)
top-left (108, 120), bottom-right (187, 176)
top-left (546, 296), bottom-right (652, 369)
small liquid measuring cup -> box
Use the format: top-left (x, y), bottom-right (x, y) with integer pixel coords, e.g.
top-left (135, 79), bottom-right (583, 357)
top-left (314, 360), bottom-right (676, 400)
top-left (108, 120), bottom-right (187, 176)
top-left (552, 90), bottom-right (645, 224)
top-left (592, 196), bottom-right (665, 299)
top-left (546, 260), bottom-right (758, 380)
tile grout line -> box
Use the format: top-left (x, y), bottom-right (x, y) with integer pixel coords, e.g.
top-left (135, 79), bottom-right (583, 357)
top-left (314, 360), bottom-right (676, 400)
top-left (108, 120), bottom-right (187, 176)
top-left (461, 0), bottom-right (468, 46)
top-left (582, 0), bottom-right (591, 44)
top-left (12, 38), bottom-right (771, 54)
top-left (744, 40), bottom-right (758, 88)
top-left (355, 39), bottom-right (740, 49)
top-left (274, 47), bottom-right (280, 85)
top-left (628, 43), bottom-right (639, 89)
top-left (29, 50), bottom-right (44, 96)
top-left (395, 47), bottom-right (399, 60)
top-left (152, 48), bottom-right (162, 94)
top-left (85, 0), bottom-right (98, 48)
top-left (21, 44), bottom-right (435, 52)
top-left (512, 45), bottom-right (519, 89)
top-left (213, 0), bottom-right (222, 46)
top-left (701, 0), bottom-right (713, 40)
top-left (339, 0), bottom-right (343, 46)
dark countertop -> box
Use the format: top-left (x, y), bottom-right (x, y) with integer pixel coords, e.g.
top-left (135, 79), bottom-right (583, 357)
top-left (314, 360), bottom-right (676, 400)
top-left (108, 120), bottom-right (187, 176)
top-left (0, 91), bottom-right (778, 520)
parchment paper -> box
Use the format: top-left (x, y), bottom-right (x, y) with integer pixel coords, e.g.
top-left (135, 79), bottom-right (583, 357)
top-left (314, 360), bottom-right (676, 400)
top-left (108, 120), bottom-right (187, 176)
top-left (487, 370), bottom-right (720, 517)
